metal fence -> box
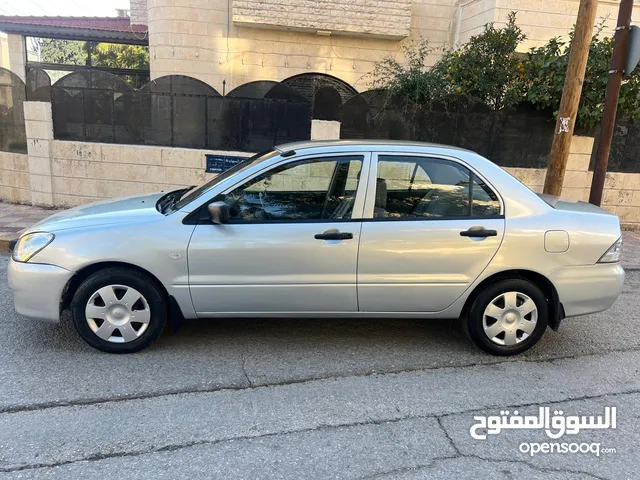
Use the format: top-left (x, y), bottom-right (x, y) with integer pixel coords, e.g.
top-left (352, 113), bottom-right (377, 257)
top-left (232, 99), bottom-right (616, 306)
top-left (340, 90), bottom-right (559, 169)
top-left (43, 71), bottom-right (361, 152)
top-left (6, 66), bottom-right (640, 172)
top-left (0, 68), bottom-right (27, 154)
top-left (597, 119), bottom-right (640, 173)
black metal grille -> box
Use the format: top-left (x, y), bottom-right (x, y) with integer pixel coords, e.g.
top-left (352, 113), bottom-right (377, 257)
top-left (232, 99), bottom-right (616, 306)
top-left (50, 70), bottom-right (314, 152)
top-left (341, 92), bottom-right (558, 169)
top-left (595, 118), bottom-right (640, 173)
top-left (0, 68), bottom-right (27, 154)
top-left (25, 68), bottom-right (52, 102)
top-left (282, 73), bottom-right (357, 122)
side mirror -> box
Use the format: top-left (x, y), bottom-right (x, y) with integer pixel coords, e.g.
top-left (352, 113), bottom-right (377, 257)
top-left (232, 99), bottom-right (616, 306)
top-left (207, 201), bottom-right (230, 224)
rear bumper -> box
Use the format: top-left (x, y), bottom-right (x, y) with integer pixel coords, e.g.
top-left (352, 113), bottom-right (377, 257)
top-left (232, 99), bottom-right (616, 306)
top-left (7, 259), bottom-right (73, 323)
top-left (548, 263), bottom-right (625, 318)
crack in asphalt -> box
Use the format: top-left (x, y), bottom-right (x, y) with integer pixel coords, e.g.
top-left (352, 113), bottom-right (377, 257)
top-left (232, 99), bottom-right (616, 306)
top-left (357, 412), bottom-right (613, 479)
top-left (357, 454), bottom-right (609, 480)
top-left (0, 389), bottom-right (636, 474)
top-left (1, 345), bottom-right (639, 416)
top-left (241, 345), bottom-right (254, 388)
top-left (436, 416), bottom-right (461, 456)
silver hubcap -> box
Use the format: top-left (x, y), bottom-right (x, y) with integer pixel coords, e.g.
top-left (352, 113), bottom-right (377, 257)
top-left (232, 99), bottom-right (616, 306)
top-left (482, 291), bottom-right (538, 346)
top-left (85, 285), bottom-right (151, 343)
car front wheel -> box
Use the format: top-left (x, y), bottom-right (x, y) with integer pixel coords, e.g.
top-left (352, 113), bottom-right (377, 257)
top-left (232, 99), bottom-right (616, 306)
top-left (465, 278), bottom-right (548, 356)
top-left (71, 267), bottom-right (168, 353)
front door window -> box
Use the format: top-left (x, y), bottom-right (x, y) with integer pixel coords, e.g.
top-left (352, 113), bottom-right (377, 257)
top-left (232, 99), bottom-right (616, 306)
top-left (219, 156), bottom-right (363, 222)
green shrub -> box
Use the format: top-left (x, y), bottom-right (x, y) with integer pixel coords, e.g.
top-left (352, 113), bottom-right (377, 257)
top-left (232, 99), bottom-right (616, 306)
top-left (371, 13), bottom-right (640, 127)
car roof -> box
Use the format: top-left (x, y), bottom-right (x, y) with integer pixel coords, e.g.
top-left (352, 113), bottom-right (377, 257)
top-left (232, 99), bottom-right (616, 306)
top-left (275, 139), bottom-right (473, 154)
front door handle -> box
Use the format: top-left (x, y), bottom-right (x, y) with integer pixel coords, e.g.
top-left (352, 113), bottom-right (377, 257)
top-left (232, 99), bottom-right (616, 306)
top-left (314, 232), bottom-right (353, 240)
top-left (460, 227), bottom-right (497, 238)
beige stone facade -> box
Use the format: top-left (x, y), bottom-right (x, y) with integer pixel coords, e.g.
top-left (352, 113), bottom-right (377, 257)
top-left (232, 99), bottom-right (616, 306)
top-left (499, 0), bottom-right (638, 50)
top-left (147, 0), bottom-right (457, 92)
top-left (142, 0), bottom-right (640, 93)
top-left (3, 1), bottom-right (639, 93)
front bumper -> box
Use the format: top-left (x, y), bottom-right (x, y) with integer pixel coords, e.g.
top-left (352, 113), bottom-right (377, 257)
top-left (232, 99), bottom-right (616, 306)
top-left (7, 259), bottom-right (73, 323)
top-left (548, 263), bottom-right (625, 318)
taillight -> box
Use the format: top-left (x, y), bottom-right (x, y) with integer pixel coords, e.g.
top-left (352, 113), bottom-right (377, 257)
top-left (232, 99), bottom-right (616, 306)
top-left (598, 237), bottom-right (623, 263)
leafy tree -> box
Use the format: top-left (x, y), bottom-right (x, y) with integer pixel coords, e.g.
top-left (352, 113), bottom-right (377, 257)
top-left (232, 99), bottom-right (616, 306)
top-left (32, 38), bottom-right (148, 70)
top-left (370, 13), bottom-right (640, 126)
top-left (372, 13), bottom-right (526, 110)
top-left (524, 24), bottom-right (640, 127)
top-left (434, 12), bottom-right (526, 110)
top-left (35, 38), bottom-right (86, 65)
top-left (87, 43), bottom-right (149, 70)
top-left (371, 38), bottom-right (445, 105)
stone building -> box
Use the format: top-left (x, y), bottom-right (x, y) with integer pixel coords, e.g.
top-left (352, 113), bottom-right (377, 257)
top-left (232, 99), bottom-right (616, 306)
top-left (1, 0), bottom-right (638, 92)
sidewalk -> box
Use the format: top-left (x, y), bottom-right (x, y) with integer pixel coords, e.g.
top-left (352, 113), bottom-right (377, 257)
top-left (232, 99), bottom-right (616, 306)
top-left (0, 202), bottom-right (59, 252)
top-left (1, 201), bottom-right (639, 269)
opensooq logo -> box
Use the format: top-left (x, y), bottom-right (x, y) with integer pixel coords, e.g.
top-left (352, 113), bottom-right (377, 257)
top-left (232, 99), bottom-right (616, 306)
top-left (470, 406), bottom-right (616, 440)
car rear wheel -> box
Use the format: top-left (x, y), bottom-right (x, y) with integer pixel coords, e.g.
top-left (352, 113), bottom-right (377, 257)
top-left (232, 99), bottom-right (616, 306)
top-left (465, 278), bottom-right (548, 355)
top-left (71, 267), bottom-right (168, 353)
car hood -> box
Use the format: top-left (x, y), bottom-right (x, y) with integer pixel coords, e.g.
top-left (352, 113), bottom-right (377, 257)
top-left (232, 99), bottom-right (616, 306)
top-left (25, 192), bottom-right (166, 234)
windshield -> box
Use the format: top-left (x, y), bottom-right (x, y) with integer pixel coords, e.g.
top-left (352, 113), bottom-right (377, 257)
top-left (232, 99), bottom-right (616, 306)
top-left (173, 150), bottom-right (279, 210)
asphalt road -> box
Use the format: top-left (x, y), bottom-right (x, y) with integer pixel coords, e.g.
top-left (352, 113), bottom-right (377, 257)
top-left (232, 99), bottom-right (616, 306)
top-left (0, 254), bottom-right (639, 479)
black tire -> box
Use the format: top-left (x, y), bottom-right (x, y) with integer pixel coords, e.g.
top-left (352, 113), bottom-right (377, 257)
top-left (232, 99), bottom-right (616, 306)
top-left (465, 278), bottom-right (548, 356)
top-left (71, 267), bottom-right (168, 353)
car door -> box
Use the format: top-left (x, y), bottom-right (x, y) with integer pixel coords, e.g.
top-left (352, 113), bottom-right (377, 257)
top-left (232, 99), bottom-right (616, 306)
top-left (187, 152), bottom-right (370, 315)
top-left (357, 153), bottom-right (505, 313)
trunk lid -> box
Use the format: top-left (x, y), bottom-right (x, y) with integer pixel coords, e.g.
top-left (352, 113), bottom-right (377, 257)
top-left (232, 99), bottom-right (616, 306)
top-left (537, 194), bottom-right (616, 216)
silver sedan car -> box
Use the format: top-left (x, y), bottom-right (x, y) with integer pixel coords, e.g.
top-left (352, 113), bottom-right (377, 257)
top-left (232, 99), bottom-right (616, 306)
top-left (8, 141), bottom-right (624, 355)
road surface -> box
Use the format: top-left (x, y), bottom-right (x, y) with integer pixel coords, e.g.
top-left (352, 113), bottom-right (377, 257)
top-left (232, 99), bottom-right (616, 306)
top-left (0, 254), bottom-right (638, 479)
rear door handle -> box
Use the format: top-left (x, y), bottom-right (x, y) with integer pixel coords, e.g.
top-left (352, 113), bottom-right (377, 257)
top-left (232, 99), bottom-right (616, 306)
top-left (460, 228), bottom-right (497, 238)
top-left (314, 232), bottom-right (353, 240)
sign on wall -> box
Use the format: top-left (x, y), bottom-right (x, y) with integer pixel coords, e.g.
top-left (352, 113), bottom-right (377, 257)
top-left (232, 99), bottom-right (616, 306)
top-left (205, 154), bottom-right (250, 173)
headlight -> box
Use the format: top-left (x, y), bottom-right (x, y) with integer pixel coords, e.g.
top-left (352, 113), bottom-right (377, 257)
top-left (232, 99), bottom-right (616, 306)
top-left (12, 232), bottom-right (55, 263)
top-left (598, 237), bottom-right (623, 263)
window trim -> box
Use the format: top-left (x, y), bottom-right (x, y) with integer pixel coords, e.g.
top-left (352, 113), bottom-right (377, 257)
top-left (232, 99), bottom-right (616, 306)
top-left (364, 152), bottom-right (504, 221)
top-left (187, 151), bottom-right (372, 225)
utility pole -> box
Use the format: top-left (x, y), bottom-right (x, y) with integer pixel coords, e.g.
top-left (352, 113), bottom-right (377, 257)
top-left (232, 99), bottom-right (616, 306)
top-left (543, 0), bottom-right (599, 196)
top-left (589, 0), bottom-right (635, 205)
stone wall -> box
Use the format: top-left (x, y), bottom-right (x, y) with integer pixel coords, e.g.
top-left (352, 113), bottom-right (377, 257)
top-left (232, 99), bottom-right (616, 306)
top-left (24, 102), bottom-right (54, 206)
top-left (130, 0), bottom-right (149, 26)
top-left (457, 0), bottom-right (496, 46)
top-left (5, 34), bottom-right (24, 83)
top-left (0, 151), bottom-right (30, 204)
top-left (9, 135), bottom-right (640, 228)
top-left (233, 0), bottom-right (412, 39)
top-left (0, 33), bottom-right (9, 71)
top-left (49, 141), bottom-right (246, 207)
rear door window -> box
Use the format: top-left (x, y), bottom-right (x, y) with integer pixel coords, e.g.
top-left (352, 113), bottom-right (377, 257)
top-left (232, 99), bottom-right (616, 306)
top-left (374, 155), bottom-right (500, 219)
